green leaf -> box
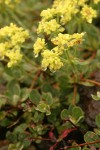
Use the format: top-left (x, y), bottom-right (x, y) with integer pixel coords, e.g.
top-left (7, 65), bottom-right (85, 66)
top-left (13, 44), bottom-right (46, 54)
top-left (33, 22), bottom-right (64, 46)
top-left (47, 108), bottom-right (60, 123)
top-left (42, 92), bottom-right (53, 105)
top-left (61, 109), bottom-right (69, 120)
top-left (82, 148), bottom-right (90, 150)
top-left (7, 80), bottom-right (20, 96)
top-left (8, 142), bottom-right (23, 150)
top-left (79, 81), bottom-right (94, 86)
top-left (84, 131), bottom-right (100, 148)
top-left (20, 88), bottom-right (30, 102)
top-left (67, 92), bottom-right (80, 105)
top-left (94, 129), bottom-right (100, 136)
top-left (14, 123), bottom-right (27, 133)
top-left (6, 131), bottom-right (18, 143)
top-left (29, 89), bottom-right (41, 105)
top-left (33, 112), bottom-right (44, 123)
top-left (36, 102), bottom-right (51, 115)
top-left (12, 95), bottom-right (20, 106)
top-left (91, 92), bottom-right (100, 101)
top-left (0, 97), bottom-right (6, 108)
top-left (0, 111), bottom-right (6, 120)
top-left (70, 106), bottom-right (84, 124)
top-left (91, 95), bottom-right (100, 101)
top-left (22, 140), bottom-right (31, 148)
top-left (95, 114), bottom-right (100, 128)
top-left (0, 118), bottom-right (11, 127)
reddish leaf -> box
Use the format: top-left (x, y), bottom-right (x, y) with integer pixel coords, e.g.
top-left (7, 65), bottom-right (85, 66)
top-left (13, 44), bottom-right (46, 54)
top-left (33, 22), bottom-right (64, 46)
top-left (58, 128), bottom-right (77, 141)
top-left (49, 142), bottom-right (58, 150)
top-left (49, 131), bottom-right (56, 141)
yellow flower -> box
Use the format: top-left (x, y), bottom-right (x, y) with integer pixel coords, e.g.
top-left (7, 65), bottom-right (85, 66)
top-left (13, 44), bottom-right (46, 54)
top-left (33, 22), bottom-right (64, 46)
top-left (33, 38), bottom-right (46, 57)
top-left (53, 0), bottom-right (78, 25)
top-left (40, 8), bottom-right (56, 21)
top-left (6, 46), bottom-right (23, 67)
top-left (81, 5), bottom-right (97, 23)
top-left (37, 19), bottom-right (64, 35)
top-left (41, 50), bottom-right (63, 71)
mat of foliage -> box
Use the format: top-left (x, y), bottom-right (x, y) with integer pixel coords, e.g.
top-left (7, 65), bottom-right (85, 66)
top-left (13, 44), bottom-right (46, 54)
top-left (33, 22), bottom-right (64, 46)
top-left (0, 0), bottom-right (100, 150)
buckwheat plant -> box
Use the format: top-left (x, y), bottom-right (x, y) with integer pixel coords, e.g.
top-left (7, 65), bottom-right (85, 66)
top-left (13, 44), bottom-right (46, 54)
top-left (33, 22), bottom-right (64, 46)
top-left (33, 0), bottom-right (98, 73)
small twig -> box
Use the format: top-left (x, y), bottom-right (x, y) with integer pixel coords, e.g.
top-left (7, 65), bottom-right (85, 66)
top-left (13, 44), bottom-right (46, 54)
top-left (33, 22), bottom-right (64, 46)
top-left (65, 119), bottom-right (78, 129)
top-left (82, 78), bottom-right (100, 86)
top-left (88, 51), bottom-right (97, 63)
top-left (28, 137), bottom-right (52, 141)
top-left (72, 84), bottom-right (77, 105)
top-left (29, 69), bottom-right (42, 91)
top-left (60, 140), bottom-right (100, 149)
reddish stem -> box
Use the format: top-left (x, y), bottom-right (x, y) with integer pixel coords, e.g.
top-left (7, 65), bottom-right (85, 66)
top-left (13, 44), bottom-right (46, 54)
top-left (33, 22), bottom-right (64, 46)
top-left (60, 140), bottom-right (100, 149)
top-left (72, 84), bottom-right (77, 105)
top-left (29, 69), bottom-right (42, 91)
top-left (82, 78), bottom-right (100, 86)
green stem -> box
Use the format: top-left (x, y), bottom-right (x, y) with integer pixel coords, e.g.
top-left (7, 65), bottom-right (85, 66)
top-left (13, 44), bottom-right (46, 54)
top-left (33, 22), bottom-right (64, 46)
top-left (66, 50), bottom-right (78, 79)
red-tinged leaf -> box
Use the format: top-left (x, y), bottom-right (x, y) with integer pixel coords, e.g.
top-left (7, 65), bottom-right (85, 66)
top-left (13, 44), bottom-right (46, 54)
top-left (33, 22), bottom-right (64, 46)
top-left (49, 142), bottom-right (58, 150)
top-left (49, 131), bottom-right (56, 141)
top-left (58, 128), bottom-right (77, 141)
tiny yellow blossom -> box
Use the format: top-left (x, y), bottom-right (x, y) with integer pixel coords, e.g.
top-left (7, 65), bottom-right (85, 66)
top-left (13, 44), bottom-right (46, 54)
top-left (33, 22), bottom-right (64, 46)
top-left (37, 19), bottom-right (64, 35)
top-left (40, 8), bottom-right (56, 21)
top-left (52, 46), bottom-right (64, 55)
top-left (33, 38), bottom-right (46, 57)
top-left (6, 47), bottom-right (22, 67)
top-left (81, 5), bottom-right (97, 23)
top-left (41, 50), bottom-right (63, 71)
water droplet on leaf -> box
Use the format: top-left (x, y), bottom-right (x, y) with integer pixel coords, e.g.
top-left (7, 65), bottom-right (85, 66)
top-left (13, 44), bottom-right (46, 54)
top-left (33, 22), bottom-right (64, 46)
top-left (34, 53), bottom-right (38, 58)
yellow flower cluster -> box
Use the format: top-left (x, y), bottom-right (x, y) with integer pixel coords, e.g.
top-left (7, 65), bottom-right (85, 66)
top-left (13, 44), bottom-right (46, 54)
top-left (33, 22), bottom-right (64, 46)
top-left (93, 0), bottom-right (100, 4)
top-left (37, 19), bottom-right (64, 35)
top-left (39, 0), bottom-right (97, 26)
top-left (0, 23), bottom-right (29, 67)
top-left (33, 38), bottom-right (46, 57)
top-left (52, 33), bottom-right (85, 49)
top-left (41, 0), bottom-right (79, 25)
top-left (33, 0), bottom-right (98, 72)
top-left (41, 50), bottom-right (63, 72)
top-left (81, 5), bottom-right (97, 23)
top-left (33, 32), bottom-right (85, 71)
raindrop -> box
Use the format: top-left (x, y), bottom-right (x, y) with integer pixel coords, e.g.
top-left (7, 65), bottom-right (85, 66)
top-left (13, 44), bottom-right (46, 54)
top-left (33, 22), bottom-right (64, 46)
top-left (34, 53), bottom-right (38, 58)
top-left (42, 67), bottom-right (47, 71)
top-left (51, 69), bottom-right (56, 73)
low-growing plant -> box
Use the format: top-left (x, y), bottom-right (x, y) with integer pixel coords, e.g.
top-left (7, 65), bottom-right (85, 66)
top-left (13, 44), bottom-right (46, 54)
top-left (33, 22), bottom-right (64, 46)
top-left (0, 0), bottom-right (100, 150)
